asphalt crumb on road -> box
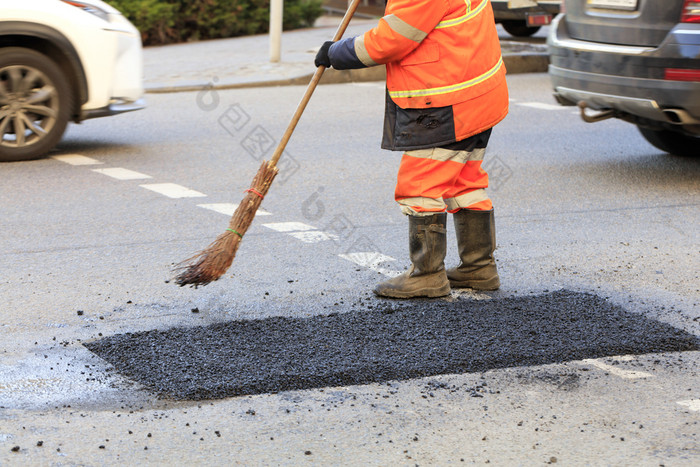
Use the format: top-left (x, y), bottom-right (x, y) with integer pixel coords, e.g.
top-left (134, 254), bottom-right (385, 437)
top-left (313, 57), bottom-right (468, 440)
top-left (85, 290), bottom-right (699, 400)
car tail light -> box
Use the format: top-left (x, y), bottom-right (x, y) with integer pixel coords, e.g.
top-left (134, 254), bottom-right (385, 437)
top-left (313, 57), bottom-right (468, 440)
top-left (665, 68), bottom-right (700, 81)
top-left (526, 13), bottom-right (553, 27)
top-left (681, 0), bottom-right (700, 23)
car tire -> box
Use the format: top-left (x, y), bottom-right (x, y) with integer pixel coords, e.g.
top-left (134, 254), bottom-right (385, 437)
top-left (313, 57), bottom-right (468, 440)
top-left (501, 20), bottom-right (541, 37)
top-left (0, 47), bottom-right (72, 162)
top-left (637, 126), bottom-right (700, 157)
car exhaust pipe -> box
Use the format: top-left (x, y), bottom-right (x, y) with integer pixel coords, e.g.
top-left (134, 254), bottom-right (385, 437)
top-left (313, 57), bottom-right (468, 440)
top-left (662, 108), bottom-right (700, 125)
top-left (577, 101), bottom-right (615, 123)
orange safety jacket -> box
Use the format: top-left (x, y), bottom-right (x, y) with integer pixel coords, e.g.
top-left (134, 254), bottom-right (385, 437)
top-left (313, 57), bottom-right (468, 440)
top-left (328, 0), bottom-right (509, 149)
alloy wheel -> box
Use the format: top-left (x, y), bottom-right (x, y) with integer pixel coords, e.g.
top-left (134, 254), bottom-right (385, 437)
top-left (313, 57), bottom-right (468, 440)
top-left (0, 64), bottom-right (60, 150)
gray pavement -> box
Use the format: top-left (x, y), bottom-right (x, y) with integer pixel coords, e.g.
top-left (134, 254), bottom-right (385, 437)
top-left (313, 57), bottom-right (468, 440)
top-left (143, 15), bottom-right (549, 93)
top-left (2, 70), bottom-right (699, 466)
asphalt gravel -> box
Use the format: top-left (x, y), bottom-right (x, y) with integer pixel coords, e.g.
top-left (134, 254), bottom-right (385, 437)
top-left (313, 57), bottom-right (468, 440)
top-left (85, 290), bottom-right (699, 401)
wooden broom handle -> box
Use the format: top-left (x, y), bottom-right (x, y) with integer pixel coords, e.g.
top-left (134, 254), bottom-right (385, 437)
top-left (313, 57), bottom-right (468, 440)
top-left (269, 0), bottom-right (363, 168)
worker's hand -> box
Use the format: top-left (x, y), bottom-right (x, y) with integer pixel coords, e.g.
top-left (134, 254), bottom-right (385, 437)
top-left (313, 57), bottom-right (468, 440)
top-left (314, 41), bottom-right (334, 68)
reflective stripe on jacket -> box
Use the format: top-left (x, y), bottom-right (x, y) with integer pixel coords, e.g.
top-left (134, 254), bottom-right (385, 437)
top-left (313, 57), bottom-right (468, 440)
top-left (360, 0), bottom-right (506, 110)
top-left (328, 0), bottom-right (508, 149)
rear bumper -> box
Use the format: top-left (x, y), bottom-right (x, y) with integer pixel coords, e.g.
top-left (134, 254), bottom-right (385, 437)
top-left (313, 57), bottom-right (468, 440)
top-left (548, 15), bottom-right (700, 125)
top-left (549, 66), bottom-right (700, 124)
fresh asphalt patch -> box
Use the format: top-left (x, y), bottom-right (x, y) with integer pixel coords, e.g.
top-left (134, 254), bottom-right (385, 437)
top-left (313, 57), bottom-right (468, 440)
top-left (85, 290), bottom-right (699, 400)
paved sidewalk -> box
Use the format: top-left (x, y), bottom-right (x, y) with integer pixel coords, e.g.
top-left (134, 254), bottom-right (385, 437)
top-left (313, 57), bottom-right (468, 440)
top-left (143, 16), bottom-right (549, 93)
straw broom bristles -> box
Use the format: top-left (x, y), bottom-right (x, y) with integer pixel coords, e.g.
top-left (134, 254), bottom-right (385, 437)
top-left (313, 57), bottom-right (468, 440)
top-left (172, 2), bottom-right (361, 288)
top-left (174, 160), bottom-right (278, 287)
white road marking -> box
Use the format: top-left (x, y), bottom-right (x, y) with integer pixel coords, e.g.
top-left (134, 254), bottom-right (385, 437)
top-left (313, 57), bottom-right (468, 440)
top-left (580, 358), bottom-right (654, 379)
top-left (51, 154), bottom-right (102, 165)
top-left (50, 153), bottom-right (436, 280)
top-left (140, 183), bottom-right (206, 199)
top-left (262, 222), bottom-right (317, 232)
top-left (92, 167), bottom-right (152, 180)
top-left (519, 102), bottom-right (569, 111)
top-left (611, 355), bottom-right (635, 362)
top-left (262, 222), bottom-right (337, 244)
top-left (677, 400), bottom-right (700, 412)
top-left (198, 203), bottom-right (271, 217)
top-left (449, 289), bottom-right (492, 300)
top-left (339, 252), bottom-right (401, 277)
top-left (289, 231), bottom-right (338, 243)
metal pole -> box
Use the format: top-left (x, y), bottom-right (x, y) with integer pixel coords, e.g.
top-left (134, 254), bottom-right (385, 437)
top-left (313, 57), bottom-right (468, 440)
top-left (269, 0), bottom-right (283, 62)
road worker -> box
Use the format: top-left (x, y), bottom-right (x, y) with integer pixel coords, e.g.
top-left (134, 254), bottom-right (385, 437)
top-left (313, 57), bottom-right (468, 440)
top-left (315, 0), bottom-right (509, 298)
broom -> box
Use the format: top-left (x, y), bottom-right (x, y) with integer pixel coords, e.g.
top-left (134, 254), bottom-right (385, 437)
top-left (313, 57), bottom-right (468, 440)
top-left (174, 0), bottom-right (363, 287)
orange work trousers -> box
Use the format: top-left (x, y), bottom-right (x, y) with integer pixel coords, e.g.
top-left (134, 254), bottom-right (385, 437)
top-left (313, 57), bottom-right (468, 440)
top-left (395, 147), bottom-right (493, 215)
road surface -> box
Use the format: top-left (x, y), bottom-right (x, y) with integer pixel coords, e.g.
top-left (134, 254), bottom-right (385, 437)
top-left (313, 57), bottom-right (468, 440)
top-left (1, 73), bottom-right (698, 465)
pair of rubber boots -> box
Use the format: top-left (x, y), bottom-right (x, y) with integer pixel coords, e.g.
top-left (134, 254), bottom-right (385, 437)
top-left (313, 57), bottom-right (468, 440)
top-left (373, 209), bottom-right (499, 298)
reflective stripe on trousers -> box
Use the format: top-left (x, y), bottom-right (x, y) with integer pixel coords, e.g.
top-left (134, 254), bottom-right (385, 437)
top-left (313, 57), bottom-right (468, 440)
top-left (395, 147), bottom-right (493, 216)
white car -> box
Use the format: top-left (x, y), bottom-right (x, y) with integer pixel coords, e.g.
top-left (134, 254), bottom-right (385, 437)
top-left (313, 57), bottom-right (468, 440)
top-left (0, 0), bottom-right (144, 162)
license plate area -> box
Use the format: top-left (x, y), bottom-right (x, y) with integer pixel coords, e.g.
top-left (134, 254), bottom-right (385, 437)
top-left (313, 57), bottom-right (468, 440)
top-left (587, 0), bottom-right (638, 11)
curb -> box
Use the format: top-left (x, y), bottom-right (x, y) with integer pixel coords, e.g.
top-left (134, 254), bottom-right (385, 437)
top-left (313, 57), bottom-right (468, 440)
top-left (145, 52), bottom-right (549, 94)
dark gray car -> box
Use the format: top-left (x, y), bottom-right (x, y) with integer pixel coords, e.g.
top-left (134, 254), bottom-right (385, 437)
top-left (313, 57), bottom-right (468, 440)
top-left (548, 0), bottom-right (700, 157)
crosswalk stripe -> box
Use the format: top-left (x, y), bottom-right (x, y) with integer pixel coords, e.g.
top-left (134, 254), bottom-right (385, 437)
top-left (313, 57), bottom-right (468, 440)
top-left (262, 222), bottom-right (317, 232)
top-left (580, 357), bottom-right (654, 379)
top-left (677, 400), bottom-right (700, 412)
top-left (339, 252), bottom-right (401, 277)
top-left (140, 183), bottom-right (206, 198)
top-left (198, 203), bottom-right (271, 216)
top-left (93, 168), bottom-right (152, 180)
top-left (51, 154), bottom-right (102, 165)
top-left (519, 102), bottom-right (569, 111)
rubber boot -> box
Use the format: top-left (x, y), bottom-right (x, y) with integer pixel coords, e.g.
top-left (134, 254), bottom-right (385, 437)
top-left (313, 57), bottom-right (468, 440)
top-left (373, 213), bottom-right (451, 298)
top-left (447, 209), bottom-right (500, 290)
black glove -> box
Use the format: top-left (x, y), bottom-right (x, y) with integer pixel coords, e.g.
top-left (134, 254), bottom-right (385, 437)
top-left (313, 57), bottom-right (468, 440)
top-left (314, 41), bottom-right (334, 68)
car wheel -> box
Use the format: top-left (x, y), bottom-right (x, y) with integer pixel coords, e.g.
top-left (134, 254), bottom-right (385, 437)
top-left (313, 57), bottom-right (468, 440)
top-left (637, 126), bottom-right (700, 157)
top-left (0, 47), bottom-right (72, 162)
top-left (501, 20), bottom-right (541, 37)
